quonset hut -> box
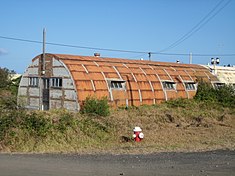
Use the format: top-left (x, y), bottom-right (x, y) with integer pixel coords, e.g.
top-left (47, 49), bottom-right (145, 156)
top-left (18, 53), bottom-right (219, 111)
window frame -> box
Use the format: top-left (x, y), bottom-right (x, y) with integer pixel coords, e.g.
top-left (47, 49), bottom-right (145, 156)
top-left (185, 82), bottom-right (196, 90)
top-left (50, 77), bottom-right (62, 88)
top-left (162, 81), bottom-right (176, 90)
top-left (213, 82), bottom-right (225, 89)
top-left (29, 77), bottom-right (39, 87)
top-left (108, 79), bottom-right (126, 90)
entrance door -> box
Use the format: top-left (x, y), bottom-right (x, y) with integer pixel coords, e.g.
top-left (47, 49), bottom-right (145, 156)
top-left (42, 78), bottom-right (50, 110)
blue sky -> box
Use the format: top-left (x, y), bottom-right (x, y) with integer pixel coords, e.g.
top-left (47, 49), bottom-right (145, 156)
top-left (0, 0), bottom-right (235, 73)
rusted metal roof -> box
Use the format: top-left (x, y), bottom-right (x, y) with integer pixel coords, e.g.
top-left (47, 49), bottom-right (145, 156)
top-left (34, 53), bottom-right (219, 108)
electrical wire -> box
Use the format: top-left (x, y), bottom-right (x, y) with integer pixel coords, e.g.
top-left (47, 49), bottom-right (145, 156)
top-left (0, 35), bottom-right (146, 54)
top-left (158, 0), bottom-right (231, 52)
top-left (0, 35), bottom-right (235, 57)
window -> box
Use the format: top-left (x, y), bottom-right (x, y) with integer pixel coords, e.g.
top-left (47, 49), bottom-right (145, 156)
top-left (213, 83), bottom-right (225, 89)
top-left (51, 78), bottom-right (62, 88)
top-left (162, 81), bottom-right (176, 90)
top-left (185, 82), bottom-right (196, 90)
top-left (109, 80), bottom-right (126, 90)
top-left (29, 77), bottom-right (39, 87)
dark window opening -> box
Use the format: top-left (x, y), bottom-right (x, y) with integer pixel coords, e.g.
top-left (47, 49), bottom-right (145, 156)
top-left (110, 80), bottom-right (125, 90)
top-left (29, 77), bottom-right (39, 87)
top-left (214, 83), bottom-right (225, 89)
top-left (162, 81), bottom-right (175, 90)
top-left (185, 83), bottom-right (196, 90)
top-left (51, 78), bottom-right (62, 88)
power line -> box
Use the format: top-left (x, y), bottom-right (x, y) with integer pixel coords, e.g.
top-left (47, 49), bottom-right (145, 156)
top-left (159, 0), bottom-right (231, 52)
top-left (0, 35), bottom-right (146, 54)
top-left (0, 35), bottom-right (235, 57)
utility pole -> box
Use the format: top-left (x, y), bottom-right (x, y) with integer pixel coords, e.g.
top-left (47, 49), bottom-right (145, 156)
top-left (42, 28), bottom-right (46, 73)
top-left (40, 28), bottom-right (46, 110)
top-left (189, 52), bottom-right (192, 64)
top-left (148, 52), bottom-right (151, 61)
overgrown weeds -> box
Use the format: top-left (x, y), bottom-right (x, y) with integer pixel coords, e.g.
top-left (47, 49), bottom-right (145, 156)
top-left (0, 79), bottom-right (234, 153)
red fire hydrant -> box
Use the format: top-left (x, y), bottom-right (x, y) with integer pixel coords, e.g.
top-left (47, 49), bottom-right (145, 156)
top-left (133, 126), bottom-right (144, 142)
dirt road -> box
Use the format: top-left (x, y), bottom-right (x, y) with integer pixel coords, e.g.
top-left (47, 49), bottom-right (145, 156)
top-left (0, 150), bottom-right (234, 176)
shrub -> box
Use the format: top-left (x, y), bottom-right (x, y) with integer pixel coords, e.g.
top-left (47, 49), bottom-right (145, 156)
top-left (22, 112), bottom-right (51, 138)
top-left (165, 98), bottom-right (197, 108)
top-left (0, 90), bottom-right (17, 110)
top-left (0, 67), bottom-right (14, 89)
top-left (81, 96), bottom-right (110, 117)
top-left (55, 111), bottom-right (77, 133)
top-left (194, 81), bottom-right (235, 108)
top-left (215, 85), bottom-right (235, 107)
top-left (194, 81), bottom-right (217, 102)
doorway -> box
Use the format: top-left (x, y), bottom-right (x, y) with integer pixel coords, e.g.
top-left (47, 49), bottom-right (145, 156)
top-left (42, 78), bottom-right (50, 110)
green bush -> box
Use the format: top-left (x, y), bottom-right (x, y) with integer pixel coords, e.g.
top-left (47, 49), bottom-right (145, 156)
top-left (0, 67), bottom-right (14, 89)
top-left (194, 81), bottom-right (217, 102)
top-left (194, 81), bottom-right (235, 108)
top-left (81, 96), bottom-right (110, 117)
top-left (22, 112), bottom-right (51, 138)
top-left (165, 98), bottom-right (197, 108)
top-left (79, 117), bottom-right (109, 139)
top-left (55, 111), bottom-right (77, 133)
top-left (0, 92), bottom-right (17, 110)
top-left (215, 85), bottom-right (235, 107)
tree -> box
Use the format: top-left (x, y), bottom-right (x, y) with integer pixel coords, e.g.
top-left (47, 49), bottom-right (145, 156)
top-left (0, 67), bottom-right (15, 90)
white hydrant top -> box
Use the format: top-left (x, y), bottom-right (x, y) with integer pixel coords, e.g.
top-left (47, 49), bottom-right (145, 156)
top-left (133, 126), bottom-right (142, 132)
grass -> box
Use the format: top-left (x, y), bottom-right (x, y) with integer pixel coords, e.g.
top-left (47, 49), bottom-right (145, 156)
top-left (0, 99), bottom-right (234, 154)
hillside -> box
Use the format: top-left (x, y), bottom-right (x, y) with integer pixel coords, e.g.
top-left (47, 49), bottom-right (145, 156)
top-left (0, 99), bottom-right (234, 154)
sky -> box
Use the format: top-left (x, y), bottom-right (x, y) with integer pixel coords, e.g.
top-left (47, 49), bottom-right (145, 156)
top-left (0, 0), bottom-right (235, 73)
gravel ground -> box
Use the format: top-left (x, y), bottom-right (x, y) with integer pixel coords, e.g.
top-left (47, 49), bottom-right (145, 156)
top-left (0, 150), bottom-right (234, 176)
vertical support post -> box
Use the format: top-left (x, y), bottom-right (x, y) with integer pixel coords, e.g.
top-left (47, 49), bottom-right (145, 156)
top-left (189, 52), bottom-right (192, 64)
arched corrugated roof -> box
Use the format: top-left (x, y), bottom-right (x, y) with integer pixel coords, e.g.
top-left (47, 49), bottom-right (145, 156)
top-left (35, 53), bottom-right (219, 107)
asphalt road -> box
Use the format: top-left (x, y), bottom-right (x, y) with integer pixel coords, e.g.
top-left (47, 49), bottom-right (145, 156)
top-left (0, 150), bottom-right (234, 176)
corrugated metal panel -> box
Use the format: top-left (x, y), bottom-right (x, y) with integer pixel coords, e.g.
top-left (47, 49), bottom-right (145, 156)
top-left (177, 91), bottom-right (187, 98)
top-left (71, 72), bottom-right (89, 80)
top-left (30, 98), bottom-right (40, 107)
top-left (78, 91), bottom-right (95, 101)
top-left (181, 75), bottom-right (193, 81)
top-left (29, 88), bottom-right (40, 96)
top-left (27, 67), bottom-right (38, 75)
top-left (88, 72), bottom-right (104, 80)
top-left (116, 66), bottom-right (131, 73)
top-left (64, 90), bottom-right (77, 100)
top-left (138, 82), bottom-right (151, 90)
top-left (76, 81), bottom-right (94, 90)
top-left (67, 65), bottom-right (84, 71)
top-left (166, 91), bottom-right (178, 100)
top-left (152, 82), bottom-right (163, 90)
top-left (104, 72), bottom-right (120, 79)
top-left (158, 75), bottom-right (171, 80)
top-left (53, 67), bottom-right (69, 77)
top-left (64, 101), bottom-right (78, 110)
top-left (50, 89), bottom-right (62, 99)
top-left (141, 90), bottom-right (154, 100)
top-left (50, 100), bottom-right (62, 109)
top-left (86, 65), bottom-right (102, 72)
top-left (93, 81), bottom-right (108, 90)
top-left (95, 91), bottom-right (109, 98)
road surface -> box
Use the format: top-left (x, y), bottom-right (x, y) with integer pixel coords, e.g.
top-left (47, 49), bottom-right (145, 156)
top-left (0, 150), bottom-right (234, 176)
